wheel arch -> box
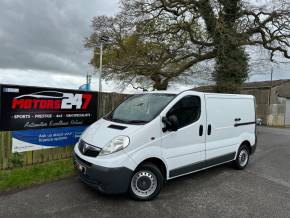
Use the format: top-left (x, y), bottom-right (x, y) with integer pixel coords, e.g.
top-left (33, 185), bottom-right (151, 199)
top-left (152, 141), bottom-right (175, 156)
top-left (136, 157), bottom-right (167, 180)
top-left (241, 140), bottom-right (252, 154)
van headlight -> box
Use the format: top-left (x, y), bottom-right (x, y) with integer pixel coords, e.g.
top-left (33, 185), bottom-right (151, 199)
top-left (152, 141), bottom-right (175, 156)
top-left (99, 136), bottom-right (130, 155)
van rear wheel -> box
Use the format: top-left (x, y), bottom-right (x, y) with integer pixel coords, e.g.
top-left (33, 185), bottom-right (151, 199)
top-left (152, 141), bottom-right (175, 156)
top-left (234, 145), bottom-right (250, 170)
top-left (129, 163), bottom-right (163, 201)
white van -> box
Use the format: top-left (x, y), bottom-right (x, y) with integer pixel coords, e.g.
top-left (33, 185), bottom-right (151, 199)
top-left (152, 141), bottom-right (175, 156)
top-left (73, 91), bottom-right (257, 200)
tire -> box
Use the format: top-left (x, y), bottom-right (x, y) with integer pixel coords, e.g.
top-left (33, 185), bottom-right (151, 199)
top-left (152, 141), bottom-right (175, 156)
top-left (233, 144), bottom-right (250, 170)
top-left (129, 163), bottom-right (164, 201)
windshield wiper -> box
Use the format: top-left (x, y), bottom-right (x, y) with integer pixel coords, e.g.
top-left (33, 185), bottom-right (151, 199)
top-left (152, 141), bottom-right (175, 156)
top-left (109, 118), bottom-right (126, 123)
top-left (109, 117), bottom-right (147, 124)
top-left (126, 120), bottom-right (147, 124)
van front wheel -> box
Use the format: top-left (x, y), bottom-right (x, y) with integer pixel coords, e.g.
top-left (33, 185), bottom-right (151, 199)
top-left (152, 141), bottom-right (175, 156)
top-left (129, 163), bottom-right (163, 201)
top-left (234, 145), bottom-right (250, 170)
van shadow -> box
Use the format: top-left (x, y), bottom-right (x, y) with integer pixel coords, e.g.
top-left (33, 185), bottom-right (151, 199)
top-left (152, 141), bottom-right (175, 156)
top-left (77, 163), bottom-right (235, 202)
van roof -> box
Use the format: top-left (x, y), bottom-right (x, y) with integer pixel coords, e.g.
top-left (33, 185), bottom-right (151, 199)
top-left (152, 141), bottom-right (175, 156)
top-left (139, 90), bottom-right (254, 98)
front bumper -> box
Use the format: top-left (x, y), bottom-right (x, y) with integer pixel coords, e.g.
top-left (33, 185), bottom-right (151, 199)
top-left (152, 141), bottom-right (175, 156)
top-left (72, 152), bottom-right (133, 194)
top-left (251, 143), bottom-right (257, 154)
top-left (251, 132), bottom-right (258, 155)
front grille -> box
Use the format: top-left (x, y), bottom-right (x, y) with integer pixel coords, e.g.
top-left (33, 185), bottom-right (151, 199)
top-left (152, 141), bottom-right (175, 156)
top-left (74, 153), bottom-right (92, 167)
top-left (78, 140), bottom-right (101, 157)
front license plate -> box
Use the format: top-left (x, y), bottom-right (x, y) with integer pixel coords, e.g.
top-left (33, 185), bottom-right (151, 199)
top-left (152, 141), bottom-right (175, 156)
top-left (74, 161), bottom-right (86, 174)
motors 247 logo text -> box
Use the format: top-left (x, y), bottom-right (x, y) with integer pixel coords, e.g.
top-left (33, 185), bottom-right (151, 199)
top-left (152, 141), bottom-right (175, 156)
top-left (11, 91), bottom-right (92, 110)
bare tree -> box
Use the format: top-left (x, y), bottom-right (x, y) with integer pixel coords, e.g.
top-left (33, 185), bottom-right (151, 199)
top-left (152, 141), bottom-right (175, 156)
top-left (85, 8), bottom-right (215, 90)
top-left (125, 0), bottom-right (290, 92)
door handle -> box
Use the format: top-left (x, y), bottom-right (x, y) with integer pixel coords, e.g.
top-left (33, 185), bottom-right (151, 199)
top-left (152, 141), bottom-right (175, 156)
top-left (235, 118), bottom-right (241, 122)
top-left (208, 124), bottom-right (212, 135)
top-left (199, 125), bottom-right (203, 136)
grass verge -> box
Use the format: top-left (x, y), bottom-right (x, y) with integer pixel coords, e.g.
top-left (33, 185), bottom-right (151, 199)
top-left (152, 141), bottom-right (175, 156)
top-left (0, 158), bottom-right (74, 192)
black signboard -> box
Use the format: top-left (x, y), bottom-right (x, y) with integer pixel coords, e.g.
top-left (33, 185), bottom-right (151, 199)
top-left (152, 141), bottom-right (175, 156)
top-left (0, 84), bottom-right (98, 131)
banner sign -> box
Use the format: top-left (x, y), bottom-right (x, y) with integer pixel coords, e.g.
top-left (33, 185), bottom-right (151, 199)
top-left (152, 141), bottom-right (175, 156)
top-left (12, 126), bottom-right (87, 153)
top-left (0, 84), bottom-right (98, 131)
top-left (0, 84), bottom-right (99, 153)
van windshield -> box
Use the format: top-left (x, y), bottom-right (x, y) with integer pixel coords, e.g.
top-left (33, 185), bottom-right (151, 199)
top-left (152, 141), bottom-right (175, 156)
top-left (105, 93), bottom-right (176, 124)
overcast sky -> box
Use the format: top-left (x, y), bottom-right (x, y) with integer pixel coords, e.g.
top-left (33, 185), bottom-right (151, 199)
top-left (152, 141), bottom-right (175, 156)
top-left (0, 0), bottom-right (123, 91)
top-left (0, 0), bottom-right (289, 92)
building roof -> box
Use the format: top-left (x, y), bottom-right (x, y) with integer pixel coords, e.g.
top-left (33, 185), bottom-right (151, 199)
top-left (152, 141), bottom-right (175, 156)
top-left (193, 79), bottom-right (290, 91)
top-left (242, 79), bottom-right (290, 89)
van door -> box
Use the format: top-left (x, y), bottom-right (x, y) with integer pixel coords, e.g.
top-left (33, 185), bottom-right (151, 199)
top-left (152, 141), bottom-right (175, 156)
top-left (205, 95), bottom-right (254, 161)
top-left (161, 93), bottom-right (206, 178)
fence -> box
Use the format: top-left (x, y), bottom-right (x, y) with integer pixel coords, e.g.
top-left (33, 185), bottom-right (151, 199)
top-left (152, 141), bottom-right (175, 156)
top-left (0, 92), bottom-right (130, 170)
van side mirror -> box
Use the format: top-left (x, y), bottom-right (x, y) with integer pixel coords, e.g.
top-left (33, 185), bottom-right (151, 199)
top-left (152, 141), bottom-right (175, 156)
top-left (162, 115), bottom-right (179, 132)
top-left (256, 118), bottom-right (262, 126)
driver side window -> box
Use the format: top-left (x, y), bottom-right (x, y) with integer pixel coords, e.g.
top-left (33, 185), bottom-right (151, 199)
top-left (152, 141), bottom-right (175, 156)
top-left (167, 95), bottom-right (201, 129)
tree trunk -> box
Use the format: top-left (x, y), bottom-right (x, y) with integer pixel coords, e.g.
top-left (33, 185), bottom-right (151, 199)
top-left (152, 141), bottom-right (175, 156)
top-left (198, 0), bottom-right (249, 93)
top-left (151, 74), bottom-right (169, 90)
top-left (214, 40), bottom-right (249, 93)
top-left (153, 81), bottom-right (168, 90)
top-left (214, 0), bottom-right (249, 93)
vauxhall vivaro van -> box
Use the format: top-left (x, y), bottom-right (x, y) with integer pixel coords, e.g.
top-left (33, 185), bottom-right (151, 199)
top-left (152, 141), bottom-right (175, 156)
top-left (73, 91), bottom-right (256, 200)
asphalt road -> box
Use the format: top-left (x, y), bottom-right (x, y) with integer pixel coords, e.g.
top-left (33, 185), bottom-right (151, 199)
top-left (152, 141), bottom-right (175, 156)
top-left (0, 127), bottom-right (290, 218)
